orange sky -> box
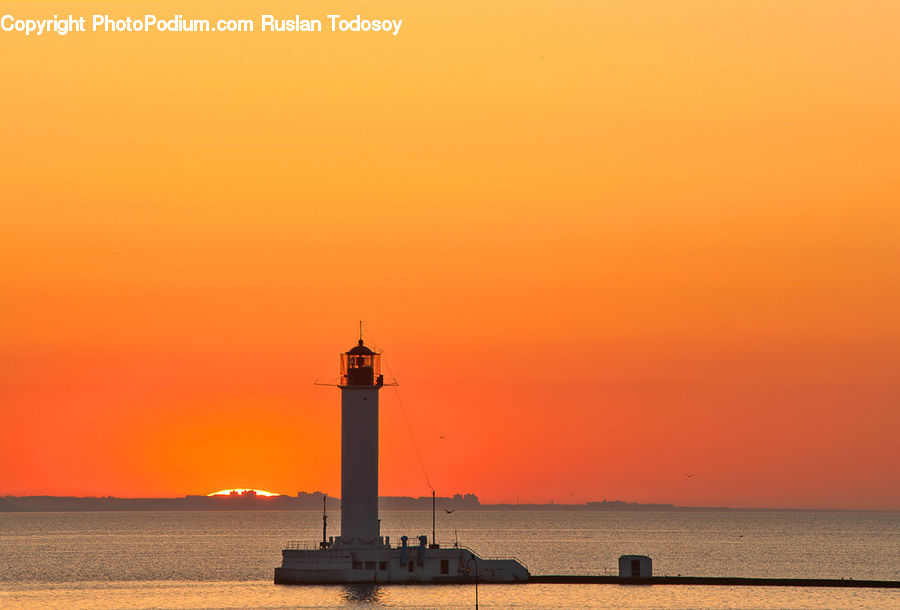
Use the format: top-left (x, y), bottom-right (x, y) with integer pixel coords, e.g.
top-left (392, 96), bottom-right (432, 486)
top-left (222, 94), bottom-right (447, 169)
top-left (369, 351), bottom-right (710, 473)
top-left (2, 1), bottom-right (899, 509)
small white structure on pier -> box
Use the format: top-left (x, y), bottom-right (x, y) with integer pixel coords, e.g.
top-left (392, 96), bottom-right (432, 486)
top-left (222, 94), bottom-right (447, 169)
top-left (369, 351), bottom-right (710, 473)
top-left (274, 337), bottom-right (529, 584)
top-left (619, 554), bottom-right (652, 578)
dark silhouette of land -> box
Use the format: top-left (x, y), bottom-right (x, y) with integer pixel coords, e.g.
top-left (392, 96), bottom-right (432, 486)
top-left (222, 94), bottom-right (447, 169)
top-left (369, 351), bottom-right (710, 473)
top-left (0, 491), bottom-right (680, 512)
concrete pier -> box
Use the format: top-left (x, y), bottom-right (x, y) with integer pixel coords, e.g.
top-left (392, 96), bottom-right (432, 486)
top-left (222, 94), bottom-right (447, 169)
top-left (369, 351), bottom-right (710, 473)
top-left (527, 575), bottom-right (900, 588)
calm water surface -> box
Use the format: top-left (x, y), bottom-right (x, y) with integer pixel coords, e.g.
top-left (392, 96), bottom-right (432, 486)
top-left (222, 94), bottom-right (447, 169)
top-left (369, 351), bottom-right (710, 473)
top-left (1, 510), bottom-right (897, 608)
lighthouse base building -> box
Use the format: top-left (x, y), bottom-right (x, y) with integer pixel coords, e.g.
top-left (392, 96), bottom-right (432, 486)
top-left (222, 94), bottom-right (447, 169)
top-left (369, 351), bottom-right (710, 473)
top-left (274, 338), bottom-right (529, 584)
top-left (275, 541), bottom-right (528, 584)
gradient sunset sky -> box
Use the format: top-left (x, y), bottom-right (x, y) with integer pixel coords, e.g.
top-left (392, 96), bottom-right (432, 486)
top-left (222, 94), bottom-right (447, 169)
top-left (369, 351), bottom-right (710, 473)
top-left (2, 1), bottom-right (898, 509)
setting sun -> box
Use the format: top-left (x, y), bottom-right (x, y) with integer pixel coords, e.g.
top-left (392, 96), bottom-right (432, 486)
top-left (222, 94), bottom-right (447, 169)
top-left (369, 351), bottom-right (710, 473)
top-left (207, 488), bottom-right (281, 497)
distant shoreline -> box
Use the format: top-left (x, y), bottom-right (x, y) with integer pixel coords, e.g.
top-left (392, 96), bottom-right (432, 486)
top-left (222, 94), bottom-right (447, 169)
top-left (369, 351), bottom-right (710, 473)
top-left (0, 494), bottom-right (892, 513)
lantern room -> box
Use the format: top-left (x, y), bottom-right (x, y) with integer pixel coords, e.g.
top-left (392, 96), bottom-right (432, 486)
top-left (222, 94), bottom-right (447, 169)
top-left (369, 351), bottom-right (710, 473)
top-left (341, 340), bottom-right (383, 386)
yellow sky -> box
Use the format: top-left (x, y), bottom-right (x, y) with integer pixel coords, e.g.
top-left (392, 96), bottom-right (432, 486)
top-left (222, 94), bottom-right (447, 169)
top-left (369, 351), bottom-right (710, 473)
top-left (1, 1), bottom-right (899, 508)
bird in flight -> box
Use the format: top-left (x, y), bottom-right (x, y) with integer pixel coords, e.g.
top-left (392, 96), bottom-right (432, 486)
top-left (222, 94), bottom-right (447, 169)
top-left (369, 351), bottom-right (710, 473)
top-left (444, 509), bottom-right (455, 514)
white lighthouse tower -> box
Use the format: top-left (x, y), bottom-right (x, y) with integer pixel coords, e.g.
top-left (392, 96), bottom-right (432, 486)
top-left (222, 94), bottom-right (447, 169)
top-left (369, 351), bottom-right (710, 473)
top-left (338, 339), bottom-right (384, 546)
top-left (274, 333), bottom-right (529, 584)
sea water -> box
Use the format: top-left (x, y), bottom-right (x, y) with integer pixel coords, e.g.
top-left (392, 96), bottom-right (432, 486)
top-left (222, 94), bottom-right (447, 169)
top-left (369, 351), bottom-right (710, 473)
top-left (1, 510), bottom-right (897, 608)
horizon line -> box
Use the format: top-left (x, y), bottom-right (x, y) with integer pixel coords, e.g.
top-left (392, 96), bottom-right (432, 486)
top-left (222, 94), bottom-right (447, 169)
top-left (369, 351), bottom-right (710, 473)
top-left (2, 494), bottom-right (896, 512)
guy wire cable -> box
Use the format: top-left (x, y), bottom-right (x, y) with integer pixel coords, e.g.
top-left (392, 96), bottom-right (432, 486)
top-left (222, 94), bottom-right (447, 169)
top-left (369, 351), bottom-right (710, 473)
top-left (362, 326), bottom-right (433, 492)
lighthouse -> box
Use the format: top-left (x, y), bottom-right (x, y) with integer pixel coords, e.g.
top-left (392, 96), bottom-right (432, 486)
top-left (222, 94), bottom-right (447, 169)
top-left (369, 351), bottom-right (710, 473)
top-left (338, 339), bottom-right (384, 546)
top-left (274, 332), bottom-right (529, 584)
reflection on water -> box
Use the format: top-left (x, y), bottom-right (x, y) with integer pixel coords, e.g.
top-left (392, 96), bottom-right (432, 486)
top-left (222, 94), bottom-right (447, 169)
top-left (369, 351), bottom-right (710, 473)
top-left (341, 584), bottom-right (383, 604)
top-left (0, 581), bottom-right (897, 609)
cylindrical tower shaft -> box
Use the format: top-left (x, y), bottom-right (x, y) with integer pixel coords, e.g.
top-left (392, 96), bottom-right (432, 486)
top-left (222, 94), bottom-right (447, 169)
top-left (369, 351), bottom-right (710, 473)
top-left (340, 386), bottom-right (380, 545)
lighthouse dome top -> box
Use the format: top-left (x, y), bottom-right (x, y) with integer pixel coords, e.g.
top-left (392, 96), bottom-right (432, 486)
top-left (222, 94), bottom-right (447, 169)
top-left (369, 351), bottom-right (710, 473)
top-left (347, 340), bottom-right (375, 356)
top-left (340, 339), bottom-right (383, 387)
